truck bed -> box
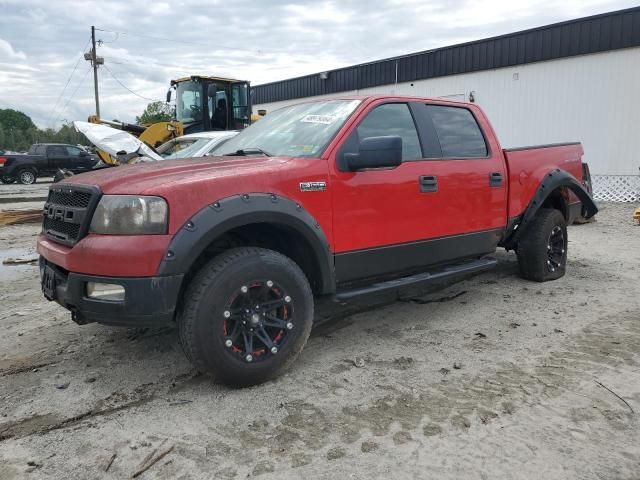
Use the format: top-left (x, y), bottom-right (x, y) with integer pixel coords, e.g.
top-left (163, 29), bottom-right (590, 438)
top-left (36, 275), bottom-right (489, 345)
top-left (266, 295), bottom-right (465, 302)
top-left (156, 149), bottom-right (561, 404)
top-left (503, 143), bottom-right (584, 219)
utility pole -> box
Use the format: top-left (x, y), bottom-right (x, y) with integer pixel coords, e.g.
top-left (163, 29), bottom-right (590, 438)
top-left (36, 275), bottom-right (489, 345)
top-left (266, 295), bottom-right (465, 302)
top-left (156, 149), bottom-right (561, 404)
top-left (85, 26), bottom-right (104, 118)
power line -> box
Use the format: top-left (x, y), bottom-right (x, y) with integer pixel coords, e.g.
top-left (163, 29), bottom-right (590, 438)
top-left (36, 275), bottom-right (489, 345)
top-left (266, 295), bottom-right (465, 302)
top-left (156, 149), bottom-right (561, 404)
top-left (102, 64), bottom-right (164, 102)
top-left (94, 27), bottom-right (281, 55)
top-left (102, 55), bottom-right (222, 74)
top-left (52, 67), bottom-right (92, 126)
top-left (46, 38), bottom-right (92, 127)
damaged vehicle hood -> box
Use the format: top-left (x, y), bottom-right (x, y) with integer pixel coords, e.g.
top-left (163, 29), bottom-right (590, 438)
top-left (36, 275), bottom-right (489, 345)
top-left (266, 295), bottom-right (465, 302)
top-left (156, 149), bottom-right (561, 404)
top-left (73, 121), bottom-right (163, 162)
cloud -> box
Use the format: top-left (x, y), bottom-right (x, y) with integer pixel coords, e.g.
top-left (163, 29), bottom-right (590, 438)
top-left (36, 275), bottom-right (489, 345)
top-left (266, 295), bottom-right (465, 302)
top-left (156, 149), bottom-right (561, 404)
top-left (0, 0), bottom-right (636, 129)
top-left (0, 37), bottom-right (26, 60)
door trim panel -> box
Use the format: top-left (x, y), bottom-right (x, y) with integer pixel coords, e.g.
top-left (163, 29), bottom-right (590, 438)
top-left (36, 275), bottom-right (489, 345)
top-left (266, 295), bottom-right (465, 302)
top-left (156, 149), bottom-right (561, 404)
top-left (334, 228), bottom-right (503, 284)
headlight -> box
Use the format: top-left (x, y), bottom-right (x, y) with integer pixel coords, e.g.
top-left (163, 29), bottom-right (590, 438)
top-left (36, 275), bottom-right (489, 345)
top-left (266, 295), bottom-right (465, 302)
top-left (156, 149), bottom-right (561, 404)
top-left (90, 195), bottom-right (168, 235)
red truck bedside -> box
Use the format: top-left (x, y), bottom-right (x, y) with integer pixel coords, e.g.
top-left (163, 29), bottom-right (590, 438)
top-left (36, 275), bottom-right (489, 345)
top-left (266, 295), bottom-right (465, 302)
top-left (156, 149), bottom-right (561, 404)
top-left (36, 95), bottom-right (597, 386)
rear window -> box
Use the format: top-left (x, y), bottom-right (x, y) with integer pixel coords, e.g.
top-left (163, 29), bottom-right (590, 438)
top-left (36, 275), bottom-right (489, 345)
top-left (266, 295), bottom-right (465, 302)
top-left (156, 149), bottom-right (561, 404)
top-left (426, 105), bottom-right (487, 158)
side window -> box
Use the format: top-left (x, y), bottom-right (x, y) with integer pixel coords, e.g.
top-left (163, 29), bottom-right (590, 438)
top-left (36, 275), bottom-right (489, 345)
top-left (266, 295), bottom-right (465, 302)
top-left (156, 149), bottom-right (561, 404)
top-left (425, 105), bottom-right (487, 158)
top-left (48, 146), bottom-right (66, 157)
top-left (357, 103), bottom-right (422, 161)
top-left (35, 145), bottom-right (46, 155)
top-left (66, 146), bottom-right (83, 157)
top-left (206, 137), bottom-right (231, 154)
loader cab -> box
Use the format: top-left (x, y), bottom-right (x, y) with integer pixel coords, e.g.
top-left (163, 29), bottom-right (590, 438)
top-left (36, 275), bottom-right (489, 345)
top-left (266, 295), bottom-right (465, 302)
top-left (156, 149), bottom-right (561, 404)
top-left (169, 76), bottom-right (251, 134)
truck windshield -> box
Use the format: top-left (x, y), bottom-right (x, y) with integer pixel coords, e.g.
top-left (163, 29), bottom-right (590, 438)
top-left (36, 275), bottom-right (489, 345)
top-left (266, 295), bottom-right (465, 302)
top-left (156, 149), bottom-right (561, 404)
top-left (211, 99), bottom-right (361, 158)
top-left (176, 81), bottom-right (203, 124)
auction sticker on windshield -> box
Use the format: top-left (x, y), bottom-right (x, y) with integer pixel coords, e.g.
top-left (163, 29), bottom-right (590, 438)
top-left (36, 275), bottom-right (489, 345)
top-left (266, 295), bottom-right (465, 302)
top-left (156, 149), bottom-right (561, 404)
top-left (301, 114), bottom-right (337, 124)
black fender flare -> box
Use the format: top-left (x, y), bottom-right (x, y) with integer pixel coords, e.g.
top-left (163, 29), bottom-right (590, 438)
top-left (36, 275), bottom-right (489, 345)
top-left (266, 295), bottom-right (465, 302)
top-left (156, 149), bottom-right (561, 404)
top-left (157, 193), bottom-right (335, 294)
top-left (504, 169), bottom-right (598, 249)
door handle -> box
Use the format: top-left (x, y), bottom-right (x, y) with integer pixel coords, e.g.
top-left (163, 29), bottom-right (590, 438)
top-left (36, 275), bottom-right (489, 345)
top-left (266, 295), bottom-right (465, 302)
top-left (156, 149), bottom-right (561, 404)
top-left (489, 172), bottom-right (503, 187)
top-left (419, 175), bottom-right (438, 193)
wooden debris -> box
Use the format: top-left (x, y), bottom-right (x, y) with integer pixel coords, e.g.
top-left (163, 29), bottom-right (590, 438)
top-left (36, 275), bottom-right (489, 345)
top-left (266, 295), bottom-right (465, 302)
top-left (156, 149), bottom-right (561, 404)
top-left (132, 444), bottom-right (174, 478)
top-left (0, 208), bottom-right (42, 226)
top-left (105, 453), bottom-right (117, 472)
top-left (3, 257), bottom-right (38, 265)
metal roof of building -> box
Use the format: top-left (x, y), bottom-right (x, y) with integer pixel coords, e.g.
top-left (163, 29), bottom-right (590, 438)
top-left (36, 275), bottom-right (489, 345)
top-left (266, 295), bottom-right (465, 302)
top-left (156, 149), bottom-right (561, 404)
top-left (253, 6), bottom-right (640, 105)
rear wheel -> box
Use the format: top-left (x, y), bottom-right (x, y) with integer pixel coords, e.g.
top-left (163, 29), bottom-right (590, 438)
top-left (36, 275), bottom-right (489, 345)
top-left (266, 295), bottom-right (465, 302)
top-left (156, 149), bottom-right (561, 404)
top-left (517, 208), bottom-right (568, 282)
top-left (17, 168), bottom-right (36, 185)
top-left (178, 247), bottom-right (313, 387)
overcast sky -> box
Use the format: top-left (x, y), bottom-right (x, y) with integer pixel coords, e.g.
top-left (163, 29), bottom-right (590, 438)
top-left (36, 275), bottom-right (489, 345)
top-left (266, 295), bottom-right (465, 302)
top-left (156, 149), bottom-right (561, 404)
top-left (0, 0), bottom-right (636, 128)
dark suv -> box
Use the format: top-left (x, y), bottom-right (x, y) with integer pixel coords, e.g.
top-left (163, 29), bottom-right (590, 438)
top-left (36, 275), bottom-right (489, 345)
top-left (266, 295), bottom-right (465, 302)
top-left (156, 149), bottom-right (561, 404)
top-left (0, 144), bottom-right (98, 184)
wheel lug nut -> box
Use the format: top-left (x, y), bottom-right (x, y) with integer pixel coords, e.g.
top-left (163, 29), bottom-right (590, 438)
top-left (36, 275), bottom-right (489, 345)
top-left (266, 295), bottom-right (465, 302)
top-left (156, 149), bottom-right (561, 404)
top-left (267, 280), bottom-right (273, 287)
top-left (284, 295), bottom-right (291, 303)
top-left (225, 339), bottom-right (232, 347)
top-left (271, 346), bottom-right (278, 354)
top-left (286, 322), bottom-right (294, 330)
top-left (241, 285), bottom-right (248, 293)
top-left (223, 310), bottom-right (231, 318)
top-left (245, 354), bottom-right (253, 362)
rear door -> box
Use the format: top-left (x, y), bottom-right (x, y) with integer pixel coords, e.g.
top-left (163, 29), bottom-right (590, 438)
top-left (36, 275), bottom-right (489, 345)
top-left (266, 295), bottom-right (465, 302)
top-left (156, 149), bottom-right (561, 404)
top-left (46, 146), bottom-right (69, 173)
top-left (412, 102), bottom-right (507, 237)
top-left (329, 99), bottom-right (507, 284)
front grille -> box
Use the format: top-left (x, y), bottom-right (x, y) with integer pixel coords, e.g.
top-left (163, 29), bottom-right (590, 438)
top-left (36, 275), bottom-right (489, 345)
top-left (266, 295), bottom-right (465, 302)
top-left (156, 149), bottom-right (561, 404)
top-left (42, 185), bottom-right (100, 246)
top-left (47, 190), bottom-right (92, 208)
top-left (43, 217), bottom-right (81, 241)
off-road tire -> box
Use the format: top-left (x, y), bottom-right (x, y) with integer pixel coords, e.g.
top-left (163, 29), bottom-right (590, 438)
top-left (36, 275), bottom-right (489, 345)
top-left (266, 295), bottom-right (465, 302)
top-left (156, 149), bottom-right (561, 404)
top-left (177, 247), bottom-right (314, 387)
top-left (0, 176), bottom-right (16, 184)
top-left (517, 208), bottom-right (568, 282)
top-left (17, 168), bottom-right (37, 185)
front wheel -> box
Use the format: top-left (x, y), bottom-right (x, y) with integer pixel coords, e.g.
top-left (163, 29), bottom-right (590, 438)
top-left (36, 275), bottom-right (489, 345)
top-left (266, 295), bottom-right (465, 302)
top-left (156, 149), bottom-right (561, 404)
top-left (17, 168), bottom-right (37, 185)
top-left (178, 247), bottom-right (314, 387)
top-left (517, 208), bottom-right (568, 282)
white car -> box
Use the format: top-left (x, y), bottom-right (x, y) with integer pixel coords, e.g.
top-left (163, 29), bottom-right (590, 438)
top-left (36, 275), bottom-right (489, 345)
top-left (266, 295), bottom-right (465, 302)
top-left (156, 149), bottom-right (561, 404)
top-left (157, 131), bottom-right (239, 159)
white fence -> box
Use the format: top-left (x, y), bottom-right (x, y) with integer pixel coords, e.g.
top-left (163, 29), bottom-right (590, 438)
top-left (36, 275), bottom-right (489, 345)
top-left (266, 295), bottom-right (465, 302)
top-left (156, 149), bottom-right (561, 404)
top-left (592, 175), bottom-right (640, 202)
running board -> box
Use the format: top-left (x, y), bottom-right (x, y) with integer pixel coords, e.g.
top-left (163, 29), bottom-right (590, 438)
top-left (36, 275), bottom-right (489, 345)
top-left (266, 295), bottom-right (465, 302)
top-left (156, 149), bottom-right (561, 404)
top-left (334, 257), bottom-right (497, 301)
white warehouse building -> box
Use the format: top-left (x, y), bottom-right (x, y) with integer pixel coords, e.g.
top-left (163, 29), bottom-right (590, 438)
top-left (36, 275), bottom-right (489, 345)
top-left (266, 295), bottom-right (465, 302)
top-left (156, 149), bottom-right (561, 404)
top-left (253, 7), bottom-right (640, 202)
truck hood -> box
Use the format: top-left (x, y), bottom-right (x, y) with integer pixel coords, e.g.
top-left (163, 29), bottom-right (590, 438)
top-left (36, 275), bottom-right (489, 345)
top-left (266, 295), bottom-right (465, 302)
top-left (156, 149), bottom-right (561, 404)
top-left (65, 155), bottom-right (293, 194)
top-left (74, 121), bottom-right (163, 162)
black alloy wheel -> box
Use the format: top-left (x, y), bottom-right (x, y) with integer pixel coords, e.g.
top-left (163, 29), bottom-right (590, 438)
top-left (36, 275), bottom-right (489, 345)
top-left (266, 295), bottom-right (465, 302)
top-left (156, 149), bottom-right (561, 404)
top-left (517, 208), bottom-right (568, 282)
top-left (222, 280), bottom-right (295, 363)
top-left (178, 247), bottom-right (314, 387)
top-left (546, 225), bottom-right (565, 273)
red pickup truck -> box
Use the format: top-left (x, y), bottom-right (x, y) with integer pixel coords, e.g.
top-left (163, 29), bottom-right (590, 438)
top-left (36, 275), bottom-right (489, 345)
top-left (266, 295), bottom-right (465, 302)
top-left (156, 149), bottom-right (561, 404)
top-left (37, 95), bottom-right (597, 386)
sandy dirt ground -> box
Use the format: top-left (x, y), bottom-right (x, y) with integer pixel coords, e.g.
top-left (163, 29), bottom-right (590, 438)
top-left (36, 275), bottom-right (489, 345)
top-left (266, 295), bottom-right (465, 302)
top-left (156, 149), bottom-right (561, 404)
top-left (0, 202), bottom-right (639, 479)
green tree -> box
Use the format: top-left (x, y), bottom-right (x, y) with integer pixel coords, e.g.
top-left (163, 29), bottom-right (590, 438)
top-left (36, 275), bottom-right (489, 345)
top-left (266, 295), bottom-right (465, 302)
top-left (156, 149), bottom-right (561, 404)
top-left (136, 101), bottom-right (173, 125)
top-left (0, 108), bottom-right (36, 132)
top-left (0, 109), bottom-right (90, 152)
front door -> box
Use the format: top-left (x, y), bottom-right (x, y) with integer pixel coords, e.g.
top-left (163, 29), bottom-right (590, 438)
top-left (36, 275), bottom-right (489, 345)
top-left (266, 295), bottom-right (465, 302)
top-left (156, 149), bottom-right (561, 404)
top-left (329, 99), bottom-right (507, 284)
top-left (64, 146), bottom-right (92, 172)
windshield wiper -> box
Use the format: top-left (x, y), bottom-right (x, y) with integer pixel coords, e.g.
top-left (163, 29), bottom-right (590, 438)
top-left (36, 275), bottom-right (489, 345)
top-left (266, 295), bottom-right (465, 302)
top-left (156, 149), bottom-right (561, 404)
top-left (226, 148), bottom-right (272, 157)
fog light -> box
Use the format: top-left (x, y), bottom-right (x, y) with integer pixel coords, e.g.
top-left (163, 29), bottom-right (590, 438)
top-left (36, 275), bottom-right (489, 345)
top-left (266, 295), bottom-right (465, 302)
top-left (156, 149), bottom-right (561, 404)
top-left (86, 282), bottom-right (125, 301)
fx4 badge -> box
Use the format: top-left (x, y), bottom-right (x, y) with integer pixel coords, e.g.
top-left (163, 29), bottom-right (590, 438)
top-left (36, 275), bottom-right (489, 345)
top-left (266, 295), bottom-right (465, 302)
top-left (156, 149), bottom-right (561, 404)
top-left (299, 181), bottom-right (326, 192)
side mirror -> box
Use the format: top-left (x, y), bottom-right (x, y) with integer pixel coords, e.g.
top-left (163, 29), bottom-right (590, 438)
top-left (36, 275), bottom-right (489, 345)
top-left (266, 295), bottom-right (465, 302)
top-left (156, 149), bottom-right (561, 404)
top-left (166, 89), bottom-right (172, 103)
top-left (79, 150), bottom-right (89, 157)
top-left (344, 136), bottom-right (402, 171)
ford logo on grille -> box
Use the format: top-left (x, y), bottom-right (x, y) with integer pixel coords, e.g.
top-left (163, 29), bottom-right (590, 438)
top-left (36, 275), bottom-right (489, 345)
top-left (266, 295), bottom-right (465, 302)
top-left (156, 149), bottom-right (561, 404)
top-left (45, 205), bottom-right (74, 222)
